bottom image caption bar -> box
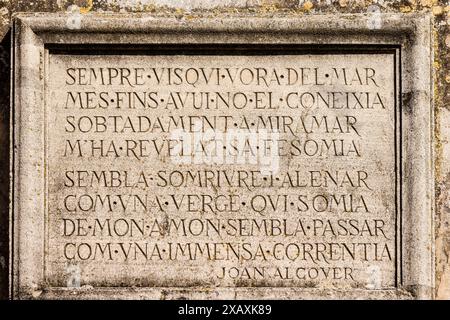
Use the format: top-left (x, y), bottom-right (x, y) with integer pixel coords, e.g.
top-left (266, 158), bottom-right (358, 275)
top-left (176, 303), bottom-right (273, 318)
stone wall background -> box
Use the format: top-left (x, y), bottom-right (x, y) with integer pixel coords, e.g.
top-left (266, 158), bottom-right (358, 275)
top-left (0, 0), bottom-right (449, 300)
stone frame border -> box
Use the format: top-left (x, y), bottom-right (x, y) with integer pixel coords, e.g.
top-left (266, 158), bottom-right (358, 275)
top-left (10, 13), bottom-right (434, 300)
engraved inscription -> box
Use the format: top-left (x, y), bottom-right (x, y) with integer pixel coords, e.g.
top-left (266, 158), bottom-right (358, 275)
top-left (46, 53), bottom-right (397, 289)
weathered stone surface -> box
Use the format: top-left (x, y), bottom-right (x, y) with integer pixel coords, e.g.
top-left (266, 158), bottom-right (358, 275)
top-left (0, 27), bottom-right (9, 302)
top-left (46, 53), bottom-right (397, 289)
top-left (0, 0), bottom-right (449, 302)
top-left (9, 13), bottom-right (434, 299)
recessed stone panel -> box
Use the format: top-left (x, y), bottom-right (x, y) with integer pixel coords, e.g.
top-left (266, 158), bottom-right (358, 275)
top-left (45, 52), bottom-right (398, 289)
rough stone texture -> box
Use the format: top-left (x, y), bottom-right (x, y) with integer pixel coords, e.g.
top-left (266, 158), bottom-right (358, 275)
top-left (1, 0), bottom-right (450, 300)
top-left (45, 53), bottom-right (397, 289)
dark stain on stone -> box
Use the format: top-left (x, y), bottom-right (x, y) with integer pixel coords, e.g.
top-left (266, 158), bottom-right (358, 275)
top-left (401, 91), bottom-right (414, 115)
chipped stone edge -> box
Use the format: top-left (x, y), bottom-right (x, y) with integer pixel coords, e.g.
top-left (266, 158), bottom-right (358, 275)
top-left (10, 12), bottom-right (434, 300)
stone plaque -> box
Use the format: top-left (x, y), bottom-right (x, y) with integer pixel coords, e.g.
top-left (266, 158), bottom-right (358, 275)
top-left (11, 14), bottom-right (434, 299)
